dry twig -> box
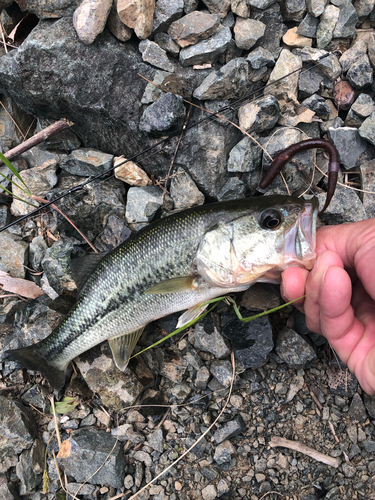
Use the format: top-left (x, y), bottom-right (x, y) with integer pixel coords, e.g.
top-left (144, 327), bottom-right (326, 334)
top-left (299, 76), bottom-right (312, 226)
top-left (0, 118), bottom-right (74, 165)
top-left (269, 436), bottom-right (340, 468)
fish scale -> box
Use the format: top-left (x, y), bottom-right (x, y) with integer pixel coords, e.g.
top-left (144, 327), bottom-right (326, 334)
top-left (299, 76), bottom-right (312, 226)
top-left (2, 196), bottom-right (318, 390)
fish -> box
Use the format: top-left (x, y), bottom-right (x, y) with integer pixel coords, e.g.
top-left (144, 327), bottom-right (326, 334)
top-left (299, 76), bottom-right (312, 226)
top-left (2, 195), bottom-right (318, 390)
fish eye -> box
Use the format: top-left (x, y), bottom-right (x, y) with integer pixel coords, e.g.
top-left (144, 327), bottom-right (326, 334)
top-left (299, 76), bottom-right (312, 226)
top-left (259, 209), bottom-right (283, 229)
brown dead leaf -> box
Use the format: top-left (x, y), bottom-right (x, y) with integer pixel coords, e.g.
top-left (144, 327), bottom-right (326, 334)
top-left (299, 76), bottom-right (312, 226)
top-left (57, 438), bottom-right (71, 459)
top-left (0, 271), bottom-right (45, 299)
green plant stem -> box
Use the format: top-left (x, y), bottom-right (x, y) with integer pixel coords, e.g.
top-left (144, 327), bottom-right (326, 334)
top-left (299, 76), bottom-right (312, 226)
top-left (131, 294), bottom-right (305, 359)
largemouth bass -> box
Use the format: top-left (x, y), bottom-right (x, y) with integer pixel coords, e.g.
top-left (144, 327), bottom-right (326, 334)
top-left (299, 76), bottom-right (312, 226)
top-left (2, 196), bottom-right (318, 390)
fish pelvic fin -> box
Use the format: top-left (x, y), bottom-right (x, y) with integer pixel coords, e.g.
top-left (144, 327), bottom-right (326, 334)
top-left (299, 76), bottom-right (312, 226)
top-left (2, 346), bottom-right (68, 391)
top-left (176, 302), bottom-right (209, 329)
top-left (108, 327), bottom-right (145, 372)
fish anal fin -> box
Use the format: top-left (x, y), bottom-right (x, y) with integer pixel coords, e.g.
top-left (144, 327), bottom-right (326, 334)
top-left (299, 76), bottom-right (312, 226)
top-left (108, 327), bottom-right (145, 371)
top-left (176, 302), bottom-right (208, 329)
top-left (145, 276), bottom-right (200, 295)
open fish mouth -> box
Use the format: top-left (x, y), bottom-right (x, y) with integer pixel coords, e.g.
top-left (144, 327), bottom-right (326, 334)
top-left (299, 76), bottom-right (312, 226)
top-left (283, 197), bottom-right (318, 270)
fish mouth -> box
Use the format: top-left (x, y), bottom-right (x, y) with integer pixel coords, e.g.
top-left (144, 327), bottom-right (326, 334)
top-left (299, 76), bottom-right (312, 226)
top-left (283, 198), bottom-right (318, 270)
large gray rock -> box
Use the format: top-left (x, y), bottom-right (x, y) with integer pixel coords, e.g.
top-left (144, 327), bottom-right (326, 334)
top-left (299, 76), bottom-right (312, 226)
top-left (60, 148), bottom-right (114, 176)
top-left (296, 13), bottom-right (319, 36)
top-left (193, 58), bottom-right (251, 101)
top-left (168, 11), bottom-right (220, 47)
top-left (73, 0), bottom-right (113, 44)
top-left (179, 25), bottom-right (231, 66)
top-left (346, 55), bottom-right (373, 90)
top-left (152, 0), bottom-right (184, 35)
top-left (139, 92), bottom-right (186, 136)
top-left (339, 39), bottom-right (367, 73)
top-left (16, 439), bottom-right (45, 495)
top-left (359, 111), bottom-right (375, 145)
top-left (333, 0), bottom-right (358, 38)
top-left (0, 231), bottom-right (28, 279)
top-left (328, 127), bottom-right (367, 170)
top-left (316, 4), bottom-right (339, 49)
top-left (0, 18), bottom-right (163, 178)
top-left (222, 316), bottom-right (274, 370)
top-left (233, 18), bottom-right (266, 50)
top-left (139, 39), bottom-right (175, 72)
top-left (0, 396), bottom-right (37, 462)
top-left (76, 343), bottom-right (144, 412)
top-left (57, 429), bottom-right (125, 488)
top-left (227, 136), bottom-right (262, 173)
top-left (253, 3), bottom-right (287, 53)
top-left (0, 18), bottom-right (232, 189)
top-left (20, 0), bottom-right (82, 18)
top-left (238, 95), bottom-right (280, 133)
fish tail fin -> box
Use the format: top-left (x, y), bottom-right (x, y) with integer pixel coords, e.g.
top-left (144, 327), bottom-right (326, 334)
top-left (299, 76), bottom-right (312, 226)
top-left (2, 346), bottom-right (67, 391)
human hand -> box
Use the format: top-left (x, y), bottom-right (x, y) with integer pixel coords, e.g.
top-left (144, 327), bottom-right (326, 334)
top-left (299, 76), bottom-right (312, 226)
top-left (281, 218), bottom-right (375, 395)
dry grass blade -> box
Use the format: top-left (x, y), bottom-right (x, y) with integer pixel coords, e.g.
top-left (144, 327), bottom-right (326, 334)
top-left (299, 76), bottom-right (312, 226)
top-left (269, 436), bottom-right (340, 468)
top-left (49, 395), bottom-right (62, 449)
top-left (108, 350), bottom-right (237, 500)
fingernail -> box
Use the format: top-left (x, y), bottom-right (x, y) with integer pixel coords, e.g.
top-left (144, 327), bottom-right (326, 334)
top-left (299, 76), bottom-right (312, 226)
top-left (322, 265), bottom-right (330, 285)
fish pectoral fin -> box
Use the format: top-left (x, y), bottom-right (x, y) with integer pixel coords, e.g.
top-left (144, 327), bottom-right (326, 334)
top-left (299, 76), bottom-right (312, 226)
top-left (176, 302), bottom-right (208, 329)
top-left (145, 276), bottom-right (200, 295)
top-left (108, 327), bottom-right (145, 371)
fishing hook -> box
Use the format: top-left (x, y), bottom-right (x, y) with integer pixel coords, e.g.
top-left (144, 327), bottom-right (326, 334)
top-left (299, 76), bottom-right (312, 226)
top-left (259, 138), bottom-right (340, 215)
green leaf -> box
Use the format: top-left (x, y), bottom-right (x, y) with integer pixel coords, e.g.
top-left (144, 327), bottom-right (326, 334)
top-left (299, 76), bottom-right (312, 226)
top-left (0, 151), bottom-right (32, 195)
top-left (51, 396), bottom-right (80, 415)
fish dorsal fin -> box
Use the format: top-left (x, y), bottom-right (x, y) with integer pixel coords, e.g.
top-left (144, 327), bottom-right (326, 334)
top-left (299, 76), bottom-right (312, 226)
top-left (69, 253), bottom-right (107, 294)
top-left (176, 302), bottom-right (209, 329)
top-left (145, 276), bottom-right (200, 294)
top-left (108, 327), bottom-right (145, 371)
